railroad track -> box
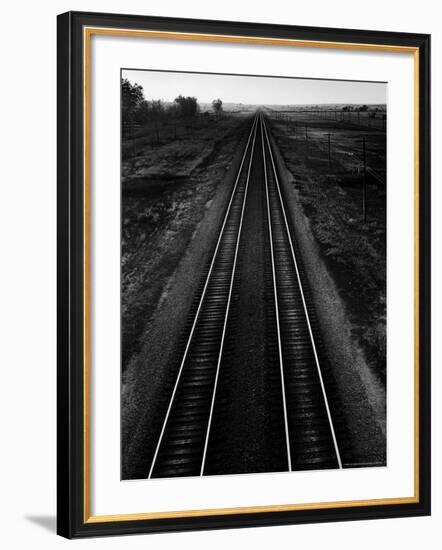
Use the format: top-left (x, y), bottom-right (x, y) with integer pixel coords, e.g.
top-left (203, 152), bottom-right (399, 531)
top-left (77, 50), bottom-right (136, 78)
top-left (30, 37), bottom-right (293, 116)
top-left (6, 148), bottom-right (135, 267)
top-left (147, 111), bottom-right (347, 479)
top-left (261, 114), bottom-right (344, 470)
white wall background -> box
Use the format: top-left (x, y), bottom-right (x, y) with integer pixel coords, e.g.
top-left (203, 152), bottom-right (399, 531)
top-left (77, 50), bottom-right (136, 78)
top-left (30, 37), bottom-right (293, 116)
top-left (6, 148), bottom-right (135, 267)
top-left (0, 0), bottom-right (439, 547)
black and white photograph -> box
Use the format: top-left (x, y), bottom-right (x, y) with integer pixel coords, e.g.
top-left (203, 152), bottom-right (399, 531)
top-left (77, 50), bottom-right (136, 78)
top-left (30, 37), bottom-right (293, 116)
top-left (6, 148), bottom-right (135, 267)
top-left (121, 69), bottom-right (387, 480)
top-left (1, 0), bottom-right (435, 543)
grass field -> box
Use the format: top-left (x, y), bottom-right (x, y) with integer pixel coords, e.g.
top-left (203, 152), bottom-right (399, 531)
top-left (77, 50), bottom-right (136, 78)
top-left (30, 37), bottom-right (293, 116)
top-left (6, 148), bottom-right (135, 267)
top-left (266, 106), bottom-right (387, 383)
top-left (121, 112), bottom-right (251, 370)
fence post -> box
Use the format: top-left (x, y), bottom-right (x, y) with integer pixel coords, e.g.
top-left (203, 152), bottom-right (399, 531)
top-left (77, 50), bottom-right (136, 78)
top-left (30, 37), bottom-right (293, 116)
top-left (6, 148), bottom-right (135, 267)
top-left (362, 137), bottom-right (367, 223)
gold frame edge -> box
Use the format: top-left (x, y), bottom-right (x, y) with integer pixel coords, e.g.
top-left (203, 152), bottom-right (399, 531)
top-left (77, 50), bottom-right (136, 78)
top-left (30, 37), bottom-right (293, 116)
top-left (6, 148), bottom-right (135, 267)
top-left (82, 26), bottom-right (420, 524)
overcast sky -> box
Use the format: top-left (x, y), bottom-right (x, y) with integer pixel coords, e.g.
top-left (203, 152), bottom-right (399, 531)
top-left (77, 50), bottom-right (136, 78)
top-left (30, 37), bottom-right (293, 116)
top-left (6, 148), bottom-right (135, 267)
top-left (122, 69), bottom-right (386, 106)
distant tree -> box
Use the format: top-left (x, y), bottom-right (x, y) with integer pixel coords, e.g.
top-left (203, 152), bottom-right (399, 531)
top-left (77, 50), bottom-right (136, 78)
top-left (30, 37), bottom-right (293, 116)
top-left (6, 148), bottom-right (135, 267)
top-left (166, 103), bottom-right (179, 118)
top-left (358, 105), bottom-right (368, 112)
top-left (150, 100), bottom-right (165, 143)
top-left (174, 95), bottom-right (199, 118)
top-left (165, 103), bottom-right (180, 139)
top-left (212, 98), bottom-right (223, 114)
top-left (122, 78), bottom-right (145, 121)
top-left (133, 100), bottom-right (150, 125)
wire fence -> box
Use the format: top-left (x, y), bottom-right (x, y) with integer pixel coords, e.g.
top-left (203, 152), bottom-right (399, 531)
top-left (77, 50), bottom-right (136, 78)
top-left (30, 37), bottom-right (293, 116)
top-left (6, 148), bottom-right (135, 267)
top-left (268, 113), bottom-right (387, 223)
top-left (268, 113), bottom-right (386, 185)
top-left (271, 109), bottom-right (387, 132)
top-left (122, 111), bottom-right (237, 140)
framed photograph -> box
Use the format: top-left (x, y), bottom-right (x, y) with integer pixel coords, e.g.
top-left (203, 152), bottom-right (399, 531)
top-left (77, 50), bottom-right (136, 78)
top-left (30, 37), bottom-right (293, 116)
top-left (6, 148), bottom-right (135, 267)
top-left (57, 11), bottom-right (431, 538)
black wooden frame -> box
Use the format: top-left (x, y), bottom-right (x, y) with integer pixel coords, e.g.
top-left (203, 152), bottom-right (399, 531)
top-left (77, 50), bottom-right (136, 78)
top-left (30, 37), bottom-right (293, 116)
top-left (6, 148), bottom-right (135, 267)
top-left (57, 10), bottom-right (431, 538)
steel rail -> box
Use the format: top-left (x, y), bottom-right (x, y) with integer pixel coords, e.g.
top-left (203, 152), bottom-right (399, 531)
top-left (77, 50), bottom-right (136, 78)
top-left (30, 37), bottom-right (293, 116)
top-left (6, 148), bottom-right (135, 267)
top-left (261, 114), bottom-right (343, 469)
top-left (199, 115), bottom-right (259, 476)
top-left (260, 112), bottom-right (292, 471)
top-left (147, 113), bottom-right (259, 479)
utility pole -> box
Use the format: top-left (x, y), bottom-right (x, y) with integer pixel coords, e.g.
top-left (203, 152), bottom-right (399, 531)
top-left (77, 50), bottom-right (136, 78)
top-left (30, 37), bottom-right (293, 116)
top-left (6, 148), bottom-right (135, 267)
top-left (328, 133), bottom-right (331, 168)
top-left (305, 125), bottom-right (308, 157)
top-left (362, 137), bottom-right (367, 223)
